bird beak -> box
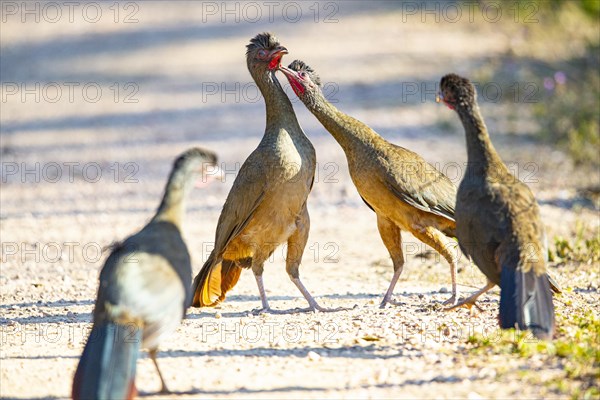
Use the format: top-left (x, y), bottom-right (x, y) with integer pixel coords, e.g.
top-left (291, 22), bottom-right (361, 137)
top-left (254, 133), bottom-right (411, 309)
top-left (268, 46), bottom-right (288, 70)
top-left (269, 46), bottom-right (288, 57)
top-left (278, 65), bottom-right (305, 95)
top-left (436, 93), bottom-right (455, 110)
top-left (278, 64), bottom-right (296, 78)
top-left (195, 164), bottom-right (225, 188)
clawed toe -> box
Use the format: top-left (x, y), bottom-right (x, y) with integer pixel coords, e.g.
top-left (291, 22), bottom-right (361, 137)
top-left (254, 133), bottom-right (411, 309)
top-left (442, 295), bottom-right (459, 306)
top-left (292, 304), bottom-right (347, 313)
top-left (290, 306), bottom-right (316, 313)
top-left (314, 305), bottom-right (348, 313)
top-left (158, 387), bottom-right (171, 395)
top-left (444, 299), bottom-right (483, 313)
top-left (252, 305), bottom-right (343, 315)
top-left (379, 299), bottom-right (404, 308)
top-left (252, 307), bottom-right (277, 315)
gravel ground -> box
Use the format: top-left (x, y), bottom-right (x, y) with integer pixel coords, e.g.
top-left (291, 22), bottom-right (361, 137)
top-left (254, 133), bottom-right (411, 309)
top-left (1, 2), bottom-right (598, 399)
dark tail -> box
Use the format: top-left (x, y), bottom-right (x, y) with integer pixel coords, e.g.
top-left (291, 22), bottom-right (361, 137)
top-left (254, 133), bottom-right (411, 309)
top-left (547, 273), bottom-right (561, 294)
top-left (191, 255), bottom-right (242, 308)
top-left (72, 322), bottom-right (142, 400)
top-left (499, 267), bottom-right (555, 340)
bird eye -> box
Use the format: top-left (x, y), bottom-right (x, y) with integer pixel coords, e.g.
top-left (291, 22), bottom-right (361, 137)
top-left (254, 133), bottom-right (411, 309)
top-left (300, 72), bottom-right (307, 78)
top-left (257, 49), bottom-right (268, 59)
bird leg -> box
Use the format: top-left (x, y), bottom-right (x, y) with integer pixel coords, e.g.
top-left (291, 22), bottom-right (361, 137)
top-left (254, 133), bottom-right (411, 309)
top-left (289, 277), bottom-right (346, 312)
top-left (380, 267), bottom-right (404, 308)
top-left (252, 272), bottom-right (281, 314)
top-left (149, 348), bottom-right (170, 395)
top-left (284, 208), bottom-right (345, 313)
top-left (445, 280), bottom-right (495, 313)
top-left (252, 263), bottom-right (301, 315)
top-left (376, 216), bottom-right (405, 308)
top-left (443, 247), bottom-right (459, 306)
top-left (410, 225), bottom-right (460, 306)
top-left (252, 273), bottom-right (342, 314)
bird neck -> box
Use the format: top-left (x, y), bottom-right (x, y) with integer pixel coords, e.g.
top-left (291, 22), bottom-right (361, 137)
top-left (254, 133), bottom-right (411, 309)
top-left (305, 89), bottom-right (377, 153)
top-left (457, 104), bottom-right (506, 177)
top-left (152, 167), bottom-right (193, 229)
top-left (252, 68), bottom-right (299, 133)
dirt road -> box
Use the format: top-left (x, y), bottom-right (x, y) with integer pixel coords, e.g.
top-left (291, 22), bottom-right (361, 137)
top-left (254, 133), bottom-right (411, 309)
top-left (1, 2), bottom-right (598, 398)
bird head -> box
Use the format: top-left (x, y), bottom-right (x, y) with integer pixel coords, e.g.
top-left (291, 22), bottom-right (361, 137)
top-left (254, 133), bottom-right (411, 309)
top-left (173, 147), bottom-right (222, 187)
top-left (279, 59), bottom-right (322, 101)
top-left (246, 32), bottom-right (288, 72)
top-left (437, 73), bottom-right (476, 111)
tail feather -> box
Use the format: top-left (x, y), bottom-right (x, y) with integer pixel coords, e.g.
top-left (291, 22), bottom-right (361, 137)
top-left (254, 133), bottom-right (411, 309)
top-left (547, 273), bottom-right (561, 294)
top-left (72, 322), bottom-right (142, 400)
top-left (192, 258), bottom-right (242, 307)
top-left (499, 267), bottom-right (555, 340)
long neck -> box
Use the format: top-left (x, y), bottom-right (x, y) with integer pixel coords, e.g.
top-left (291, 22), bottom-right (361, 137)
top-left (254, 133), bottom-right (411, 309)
top-left (152, 166), bottom-right (193, 229)
top-left (252, 67), bottom-right (299, 133)
top-left (457, 104), bottom-right (505, 176)
top-left (304, 89), bottom-right (376, 152)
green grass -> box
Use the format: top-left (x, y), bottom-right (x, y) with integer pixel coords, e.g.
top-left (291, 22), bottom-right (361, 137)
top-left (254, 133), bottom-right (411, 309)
top-left (550, 222), bottom-right (600, 263)
top-left (465, 301), bottom-right (599, 397)
top-left (472, 1), bottom-right (600, 167)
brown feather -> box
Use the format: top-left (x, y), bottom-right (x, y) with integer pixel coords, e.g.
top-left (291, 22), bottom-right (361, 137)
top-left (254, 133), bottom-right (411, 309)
top-left (218, 260), bottom-right (243, 303)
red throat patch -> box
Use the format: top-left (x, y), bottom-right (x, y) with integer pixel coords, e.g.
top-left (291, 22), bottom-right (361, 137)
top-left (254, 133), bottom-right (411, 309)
top-left (268, 55), bottom-right (281, 70)
top-left (443, 100), bottom-right (455, 110)
top-left (289, 77), bottom-right (305, 96)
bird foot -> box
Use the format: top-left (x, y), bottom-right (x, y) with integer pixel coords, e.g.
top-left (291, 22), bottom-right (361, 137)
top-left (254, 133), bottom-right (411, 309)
top-left (158, 386), bottom-right (171, 395)
top-left (251, 307), bottom-right (289, 315)
top-left (379, 299), bottom-right (404, 308)
top-left (253, 305), bottom-right (346, 315)
top-left (442, 294), bottom-right (459, 306)
top-left (310, 305), bottom-right (348, 313)
top-left (444, 298), bottom-right (483, 313)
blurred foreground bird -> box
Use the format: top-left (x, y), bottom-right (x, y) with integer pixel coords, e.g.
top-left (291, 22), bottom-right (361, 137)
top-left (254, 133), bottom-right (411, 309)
top-left (191, 33), bottom-right (333, 313)
top-left (280, 60), bottom-right (460, 307)
top-left (72, 147), bottom-right (218, 399)
top-left (438, 73), bottom-right (555, 339)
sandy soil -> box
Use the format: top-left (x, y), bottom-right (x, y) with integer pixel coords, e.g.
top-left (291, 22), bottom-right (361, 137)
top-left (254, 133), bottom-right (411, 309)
top-left (1, 2), bottom-right (598, 399)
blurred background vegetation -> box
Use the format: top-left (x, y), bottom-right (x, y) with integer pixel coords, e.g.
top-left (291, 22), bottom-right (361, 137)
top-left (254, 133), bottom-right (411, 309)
top-left (473, 0), bottom-right (599, 168)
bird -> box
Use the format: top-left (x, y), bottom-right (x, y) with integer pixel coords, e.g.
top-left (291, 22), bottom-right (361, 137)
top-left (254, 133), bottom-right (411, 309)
top-left (437, 73), bottom-right (555, 339)
top-left (191, 33), bottom-right (332, 314)
top-left (279, 60), bottom-right (461, 307)
top-left (72, 147), bottom-right (218, 399)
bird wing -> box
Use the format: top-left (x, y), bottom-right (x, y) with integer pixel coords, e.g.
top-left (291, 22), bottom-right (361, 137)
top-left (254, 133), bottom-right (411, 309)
top-left (497, 178), bottom-right (548, 276)
top-left (383, 144), bottom-right (457, 221)
top-left (360, 195), bottom-right (376, 212)
top-left (455, 182), bottom-right (506, 284)
top-left (493, 179), bottom-right (555, 337)
top-left (96, 223), bottom-right (191, 348)
top-left (211, 153), bottom-right (269, 256)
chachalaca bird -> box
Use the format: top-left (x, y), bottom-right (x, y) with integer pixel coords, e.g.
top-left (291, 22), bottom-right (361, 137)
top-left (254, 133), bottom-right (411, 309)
top-left (72, 148), bottom-right (218, 399)
top-left (191, 33), bottom-right (331, 313)
top-left (437, 73), bottom-right (555, 339)
top-left (280, 60), bottom-right (460, 307)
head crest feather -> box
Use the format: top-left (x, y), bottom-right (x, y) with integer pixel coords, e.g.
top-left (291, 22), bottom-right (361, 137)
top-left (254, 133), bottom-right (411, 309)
top-left (246, 32), bottom-right (280, 54)
top-left (288, 59), bottom-right (322, 87)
